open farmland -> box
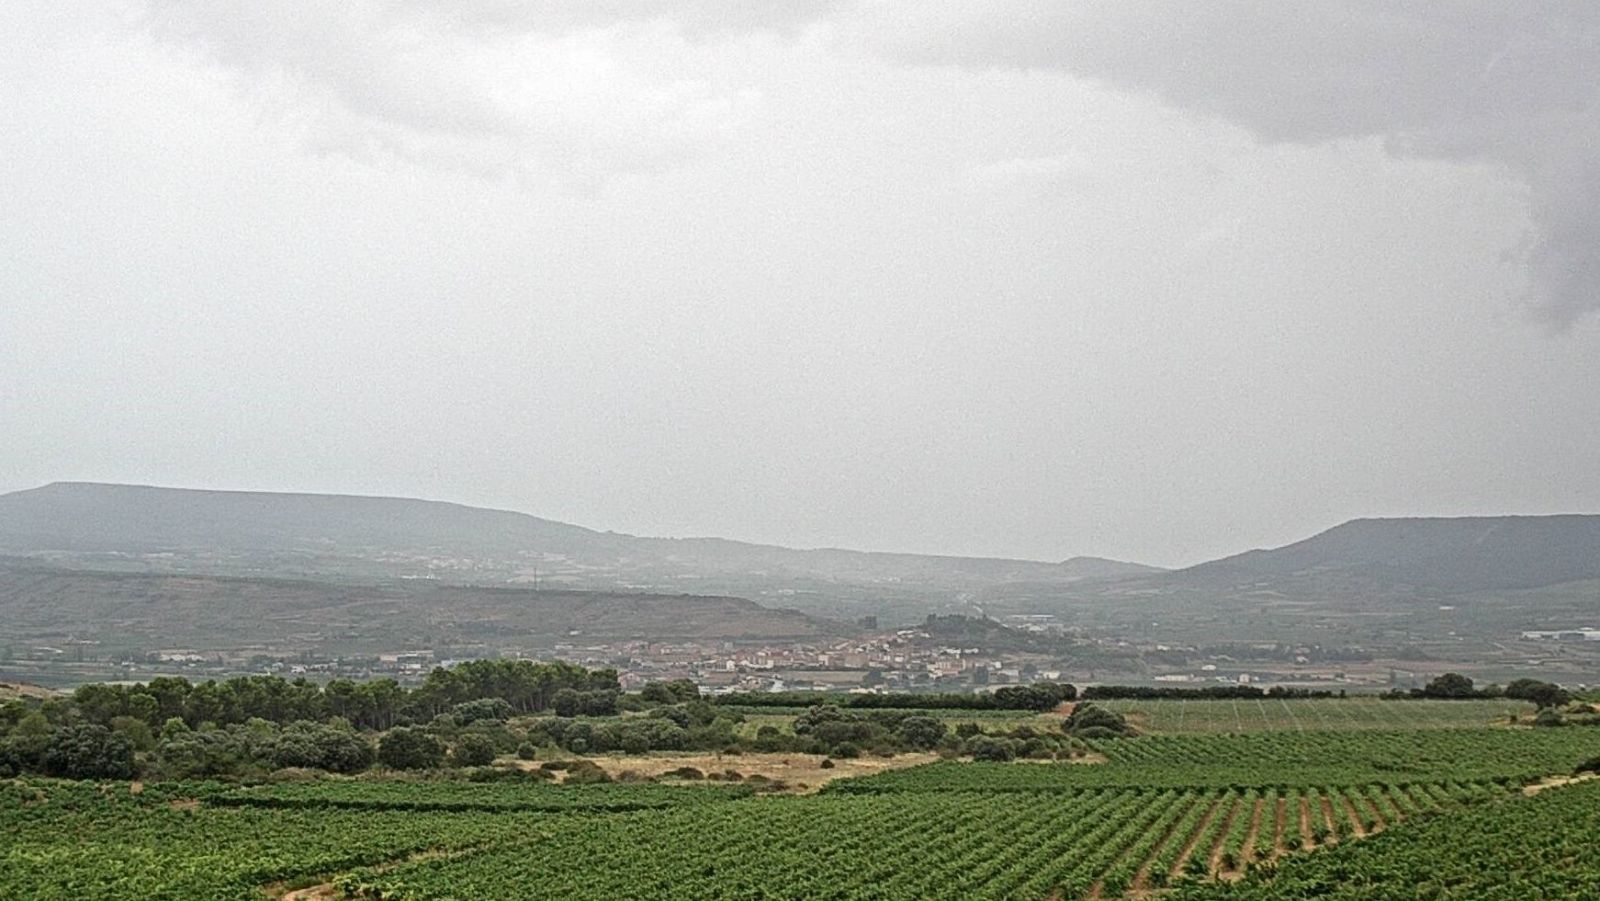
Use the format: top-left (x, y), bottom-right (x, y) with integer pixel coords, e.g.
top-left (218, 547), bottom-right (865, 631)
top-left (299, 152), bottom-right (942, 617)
top-left (1095, 697), bottom-right (1534, 733)
top-left (6, 722), bottom-right (1599, 900)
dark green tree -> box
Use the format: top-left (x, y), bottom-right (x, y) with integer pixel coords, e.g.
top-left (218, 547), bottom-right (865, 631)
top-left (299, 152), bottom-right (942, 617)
top-left (377, 727), bottom-right (445, 770)
top-left (42, 723), bottom-right (136, 780)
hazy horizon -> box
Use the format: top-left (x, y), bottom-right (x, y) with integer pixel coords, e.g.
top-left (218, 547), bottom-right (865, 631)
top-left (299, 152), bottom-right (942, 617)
top-left (5, 2), bottom-right (1599, 568)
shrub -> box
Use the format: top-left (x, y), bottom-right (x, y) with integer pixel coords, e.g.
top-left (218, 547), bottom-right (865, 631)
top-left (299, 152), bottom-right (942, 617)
top-left (563, 761), bottom-right (612, 784)
top-left (42, 723), bottom-right (136, 780)
top-left (453, 734), bottom-right (497, 767)
top-left (1062, 703), bottom-right (1134, 737)
top-left (966, 736), bottom-right (1016, 762)
top-left (895, 716), bottom-right (947, 750)
top-left (452, 698), bottom-right (514, 724)
top-left (377, 727), bottom-right (445, 770)
top-left (1533, 709), bottom-right (1566, 728)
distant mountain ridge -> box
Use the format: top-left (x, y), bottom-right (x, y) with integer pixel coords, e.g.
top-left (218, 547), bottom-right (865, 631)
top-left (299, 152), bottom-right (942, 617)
top-left (0, 557), bottom-right (835, 651)
top-left (0, 482), bottom-right (1161, 590)
top-left (1179, 515), bottom-right (1600, 593)
top-left (7, 482), bottom-right (1595, 614)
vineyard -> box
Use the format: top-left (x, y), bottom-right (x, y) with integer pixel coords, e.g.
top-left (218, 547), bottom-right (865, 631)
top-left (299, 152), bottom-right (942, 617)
top-left (213, 780), bottom-right (752, 813)
top-left (0, 780), bottom-right (549, 899)
top-left (4, 723), bottom-right (1598, 899)
top-left (1175, 778), bottom-right (1600, 899)
top-left (329, 782), bottom-right (1513, 900)
top-left (830, 728), bottom-right (1600, 792)
top-left (1094, 697), bottom-right (1532, 732)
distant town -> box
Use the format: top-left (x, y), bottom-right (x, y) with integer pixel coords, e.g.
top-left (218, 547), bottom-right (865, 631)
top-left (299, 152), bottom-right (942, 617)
top-left (15, 611), bottom-right (1594, 694)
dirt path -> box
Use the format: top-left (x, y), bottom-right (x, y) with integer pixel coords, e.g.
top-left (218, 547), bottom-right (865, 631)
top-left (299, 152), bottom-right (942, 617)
top-left (1206, 799), bottom-right (1241, 876)
top-left (1270, 796), bottom-right (1289, 859)
top-left (1168, 797), bottom-right (1223, 883)
top-left (279, 884), bottom-right (338, 901)
top-left (1338, 795), bottom-right (1368, 838)
top-left (1129, 796), bottom-right (1199, 891)
top-left (1230, 797), bottom-right (1266, 876)
top-left (1523, 772), bottom-right (1599, 796)
top-left (1358, 792), bottom-right (1388, 832)
top-left (1297, 797), bottom-right (1317, 851)
top-left (517, 751), bottom-right (939, 794)
top-left (265, 846), bottom-right (483, 900)
top-left (1317, 794), bottom-right (1339, 843)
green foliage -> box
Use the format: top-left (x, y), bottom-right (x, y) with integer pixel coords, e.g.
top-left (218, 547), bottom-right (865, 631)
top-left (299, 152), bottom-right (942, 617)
top-left (8, 688), bottom-right (1600, 900)
top-left (1503, 678), bottom-right (1573, 709)
top-left (452, 698), bottom-right (514, 724)
top-left (41, 723), bottom-right (136, 780)
top-left (1063, 702), bottom-right (1135, 738)
top-left (1417, 672), bottom-right (1479, 699)
top-left (894, 716), bottom-right (947, 750)
top-left (833, 729), bottom-right (1600, 793)
top-left (377, 727), bottom-right (444, 771)
top-left (1177, 780), bottom-right (1600, 899)
top-left (452, 734), bottom-right (497, 767)
top-left (1092, 697), bottom-right (1537, 733)
top-left (965, 735), bottom-right (1016, 762)
top-left (640, 679), bottom-right (701, 705)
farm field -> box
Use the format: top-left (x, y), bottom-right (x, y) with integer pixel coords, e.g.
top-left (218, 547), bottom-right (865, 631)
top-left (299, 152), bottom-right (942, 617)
top-left (332, 781), bottom-right (1509, 900)
top-left (6, 724), bottom-right (1599, 899)
top-left (1095, 697), bottom-right (1533, 733)
top-left (0, 780), bottom-right (553, 899)
top-left (832, 728), bottom-right (1600, 792)
top-left (568, 749), bottom-right (941, 791)
top-left (1175, 778), bottom-right (1600, 899)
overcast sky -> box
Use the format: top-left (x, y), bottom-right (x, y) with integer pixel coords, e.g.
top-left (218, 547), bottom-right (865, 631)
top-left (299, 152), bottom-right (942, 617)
top-left (4, 2), bottom-right (1598, 567)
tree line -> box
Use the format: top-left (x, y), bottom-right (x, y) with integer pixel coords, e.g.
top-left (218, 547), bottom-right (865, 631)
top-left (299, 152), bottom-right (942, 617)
top-left (62, 659), bottom-right (618, 733)
top-left (713, 683), bottom-right (1078, 712)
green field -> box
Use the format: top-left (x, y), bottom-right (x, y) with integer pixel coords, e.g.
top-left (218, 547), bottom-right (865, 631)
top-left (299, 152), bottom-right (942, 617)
top-left (1095, 697), bottom-right (1534, 732)
top-left (6, 720), bottom-right (1599, 900)
top-left (830, 728), bottom-right (1598, 792)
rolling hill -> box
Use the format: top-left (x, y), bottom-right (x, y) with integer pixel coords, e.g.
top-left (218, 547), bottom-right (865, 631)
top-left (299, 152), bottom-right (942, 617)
top-left (0, 483), bottom-right (1160, 604)
top-left (0, 557), bottom-right (834, 653)
top-left (1178, 515), bottom-right (1600, 593)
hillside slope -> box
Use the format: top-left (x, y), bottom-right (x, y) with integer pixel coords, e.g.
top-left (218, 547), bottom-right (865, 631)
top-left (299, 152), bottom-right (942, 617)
top-left (0, 483), bottom-right (1155, 597)
top-left (1181, 515), bottom-right (1600, 593)
top-left (0, 558), bottom-right (833, 651)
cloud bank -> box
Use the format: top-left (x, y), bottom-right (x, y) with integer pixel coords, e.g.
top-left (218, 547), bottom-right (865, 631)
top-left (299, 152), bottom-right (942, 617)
top-left (135, 0), bottom-right (834, 184)
top-left (854, 1), bottom-right (1600, 327)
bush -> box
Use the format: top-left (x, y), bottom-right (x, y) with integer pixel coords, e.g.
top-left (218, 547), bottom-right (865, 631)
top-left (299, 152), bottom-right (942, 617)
top-left (1533, 709), bottom-right (1566, 728)
top-left (42, 723), bottom-right (136, 780)
top-left (157, 730), bottom-right (244, 778)
top-left (377, 727), bottom-right (445, 770)
top-left (819, 758), bottom-right (835, 769)
top-left (516, 742), bottom-right (538, 760)
top-left (465, 765), bottom-right (552, 782)
top-left (452, 698), bottom-right (514, 724)
top-left (271, 722), bottom-right (374, 774)
top-left (965, 736), bottom-right (1016, 762)
top-left (1062, 703), bottom-right (1134, 737)
top-left (109, 716), bottom-right (156, 752)
top-left (453, 734), bottom-right (497, 766)
top-left (895, 716), bottom-right (947, 750)
top-left (563, 761), bottom-right (612, 784)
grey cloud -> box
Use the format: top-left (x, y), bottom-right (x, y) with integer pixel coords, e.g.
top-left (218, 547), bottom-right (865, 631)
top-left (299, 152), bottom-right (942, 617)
top-left (387, 0), bottom-right (845, 40)
top-left (855, 1), bottom-right (1600, 327)
top-left (134, 0), bottom-right (797, 182)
